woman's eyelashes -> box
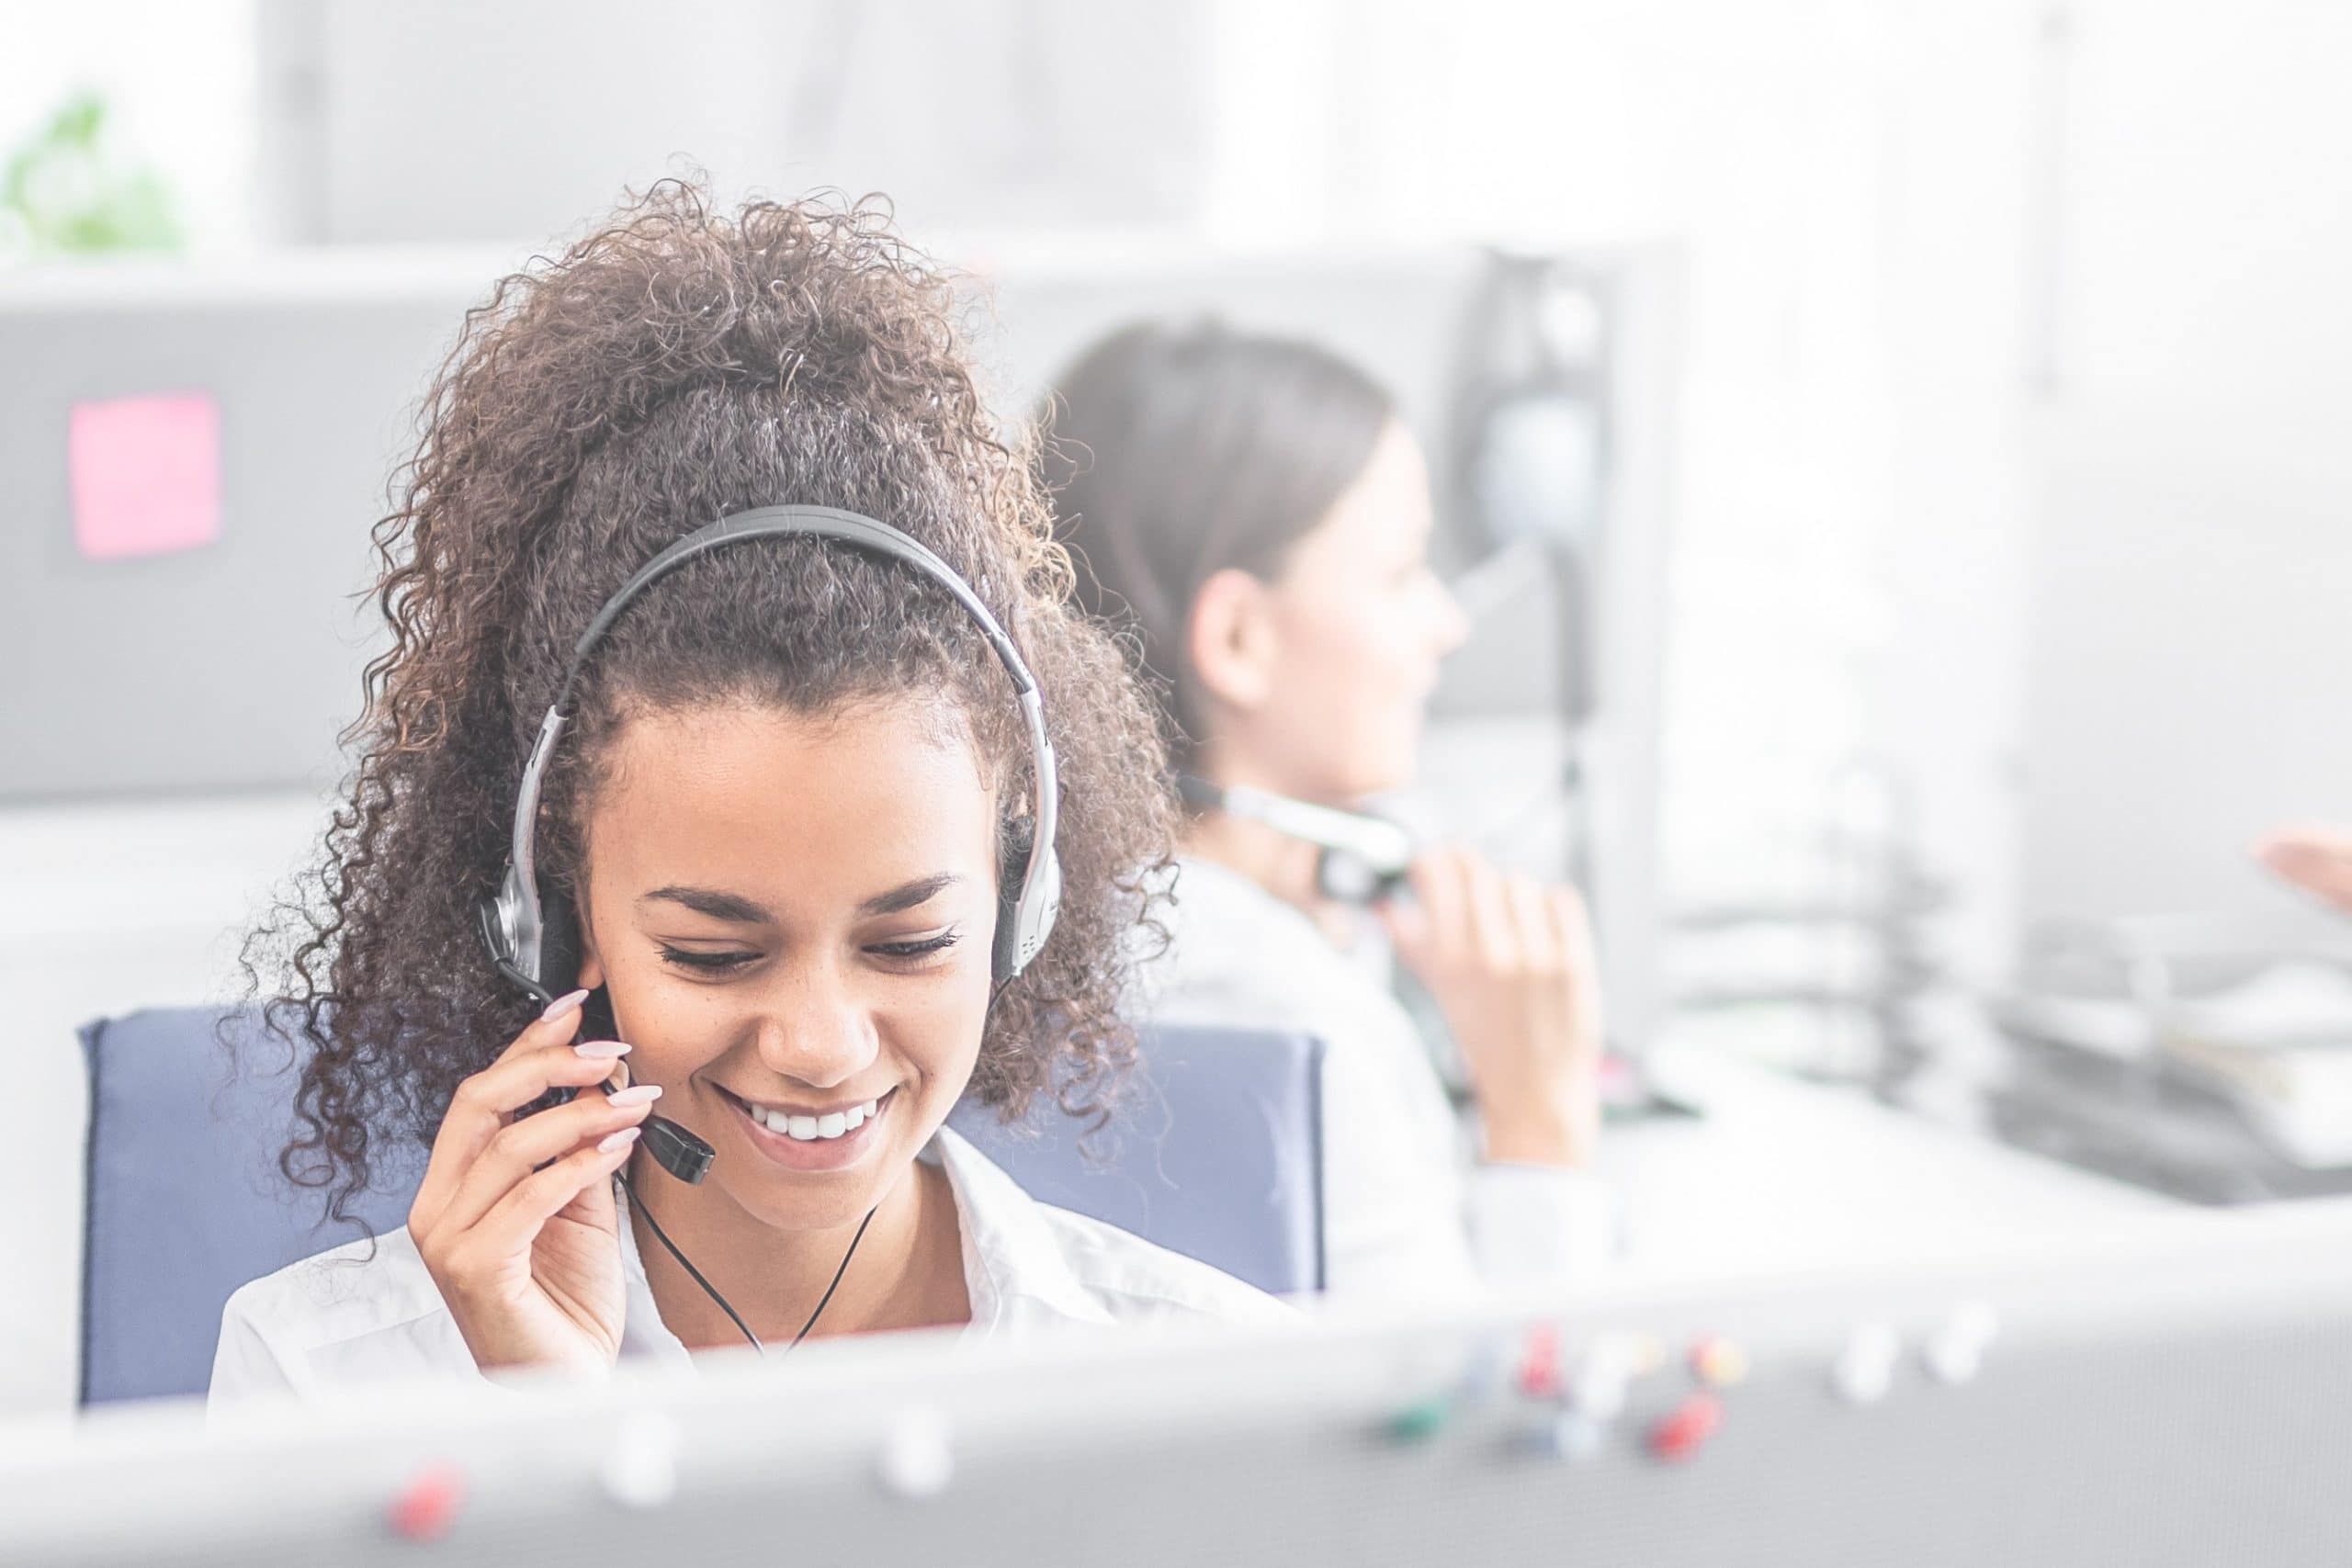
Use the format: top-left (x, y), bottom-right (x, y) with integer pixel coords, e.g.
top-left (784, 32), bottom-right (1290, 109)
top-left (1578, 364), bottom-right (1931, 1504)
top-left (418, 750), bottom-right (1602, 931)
top-left (651, 928), bottom-right (962, 976)
top-left (655, 943), bottom-right (757, 975)
top-left (868, 928), bottom-right (962, 964)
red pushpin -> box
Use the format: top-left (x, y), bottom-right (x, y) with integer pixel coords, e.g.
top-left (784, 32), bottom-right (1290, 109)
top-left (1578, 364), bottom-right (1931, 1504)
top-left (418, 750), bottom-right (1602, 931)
top-left (387, 1461), bottom-right (468, 1543)
top-left (1517, 1323), bottom-right (1564, 1398)
top-left (1646, 1393), bottom-right (1724, 1463)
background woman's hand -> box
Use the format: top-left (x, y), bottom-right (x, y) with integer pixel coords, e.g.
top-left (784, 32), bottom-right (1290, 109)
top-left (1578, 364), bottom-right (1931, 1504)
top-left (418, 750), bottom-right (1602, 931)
top-left (406, 992), bottom-right (661, 1374)
top-left (1379, 845), bottom-right (1604, 1168)
top-left (2255, 823), bottom-right (2352, 914)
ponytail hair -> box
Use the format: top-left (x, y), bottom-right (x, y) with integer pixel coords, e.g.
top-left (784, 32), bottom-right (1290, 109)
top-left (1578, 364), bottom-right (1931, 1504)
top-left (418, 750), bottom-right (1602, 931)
top-left (1038, 321), bottom-right (1396, 760)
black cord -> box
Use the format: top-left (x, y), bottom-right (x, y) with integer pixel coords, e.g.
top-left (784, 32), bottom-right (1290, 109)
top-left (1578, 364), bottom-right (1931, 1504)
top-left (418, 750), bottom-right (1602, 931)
top-left (615, 1168), bottom-right (763, 1352)
top-left (615, 1168), bottom-right (878, 1355)
top-left (791, 1204), bottom-right (878, 1348)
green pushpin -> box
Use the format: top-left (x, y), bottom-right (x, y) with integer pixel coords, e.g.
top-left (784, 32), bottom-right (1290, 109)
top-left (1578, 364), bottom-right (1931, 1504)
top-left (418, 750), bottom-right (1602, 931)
top-left (1387, 1393), bottom-right (1455, 1443)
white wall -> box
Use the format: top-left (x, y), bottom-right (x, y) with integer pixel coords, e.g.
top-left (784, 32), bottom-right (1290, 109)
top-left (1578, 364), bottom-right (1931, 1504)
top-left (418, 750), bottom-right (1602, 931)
top-left (2019, 0), bottom-right (2352, 925)
top-left (1864, 4), bottom-right (2038, 984)
top-left (1270, 0), bottom-right (2041, 987)
top-left (0, 1), bottom-right (259, 253)
top-left (275, 0), bottom-right (1208, 243)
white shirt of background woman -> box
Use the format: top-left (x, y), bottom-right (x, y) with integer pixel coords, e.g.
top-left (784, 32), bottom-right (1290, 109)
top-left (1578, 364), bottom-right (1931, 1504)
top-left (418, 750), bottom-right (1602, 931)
top-left (1140, 855), bottom-right (1611, 1298)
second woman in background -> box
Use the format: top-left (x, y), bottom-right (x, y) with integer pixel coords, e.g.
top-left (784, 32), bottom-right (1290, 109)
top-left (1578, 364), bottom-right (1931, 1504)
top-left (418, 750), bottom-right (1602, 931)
top-left (1044, 321), bottom-right (1612, 1296)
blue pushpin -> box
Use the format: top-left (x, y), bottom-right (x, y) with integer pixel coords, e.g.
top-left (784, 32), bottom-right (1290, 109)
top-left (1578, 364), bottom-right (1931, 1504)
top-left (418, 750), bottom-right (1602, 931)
top-left (1529, 1409), bottom-right (1606, 1461)
top-left (1454, 1333), bottom-right (1510, 1403)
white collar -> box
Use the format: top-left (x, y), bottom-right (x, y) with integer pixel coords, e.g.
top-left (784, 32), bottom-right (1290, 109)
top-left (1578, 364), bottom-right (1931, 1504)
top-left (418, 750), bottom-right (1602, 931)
top-left (613, 1125), bottom-right (1114, 1362)
top-left (929, 1126), bottom-right (1119, 1329)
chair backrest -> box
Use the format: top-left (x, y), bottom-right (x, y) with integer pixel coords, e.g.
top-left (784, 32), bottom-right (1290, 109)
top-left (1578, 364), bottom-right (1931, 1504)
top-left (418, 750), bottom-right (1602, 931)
top-left (947, 1028), bottom-right (1324, 1298)
top-left (78, 1008), bottom-right (1322, 1406)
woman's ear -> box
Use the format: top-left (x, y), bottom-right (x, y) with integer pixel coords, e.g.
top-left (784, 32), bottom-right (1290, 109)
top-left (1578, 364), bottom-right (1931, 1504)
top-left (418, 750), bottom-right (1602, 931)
top-left (572, 887), bottom-right (605, 993)
top-left (1187, 567), bottom-right (1280, 716)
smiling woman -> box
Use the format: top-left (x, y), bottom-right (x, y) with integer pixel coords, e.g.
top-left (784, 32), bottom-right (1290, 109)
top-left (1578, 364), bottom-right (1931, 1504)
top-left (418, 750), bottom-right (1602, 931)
top-left (211, 184), bottom-right (1283, 1404)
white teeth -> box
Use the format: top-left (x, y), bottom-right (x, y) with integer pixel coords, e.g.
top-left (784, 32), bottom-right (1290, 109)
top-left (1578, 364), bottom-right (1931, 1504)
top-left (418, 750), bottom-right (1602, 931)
top-left (752, 1096), bottom-right (883, 1141)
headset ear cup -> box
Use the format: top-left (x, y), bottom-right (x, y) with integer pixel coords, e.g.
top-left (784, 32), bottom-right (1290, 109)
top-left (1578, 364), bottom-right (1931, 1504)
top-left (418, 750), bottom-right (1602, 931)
top-left (991, 897), bottom-right (1021, 986)
top-left (537, 886), bottom-right (583, 998)
top-left (1026, 848), bottom-right (1062, 962)
top-left (993, 817), bottom-right (1036, 985)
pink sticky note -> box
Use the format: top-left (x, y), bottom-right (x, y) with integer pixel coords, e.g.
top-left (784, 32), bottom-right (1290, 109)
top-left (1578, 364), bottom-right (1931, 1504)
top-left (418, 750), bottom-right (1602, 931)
top-left (69, 392), bottom-right (222, 561)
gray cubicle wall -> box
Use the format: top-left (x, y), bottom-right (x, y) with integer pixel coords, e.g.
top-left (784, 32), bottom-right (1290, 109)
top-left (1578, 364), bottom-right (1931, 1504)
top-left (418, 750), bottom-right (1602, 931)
top-left (2, 244), bottom-right (1669, 786)
top-left (0, 263), bottom-right (485, 800)
top-left (5, 251), bottom-right (1504, 803)
top-left (0, 251), bottom-right (1476, 804)
top-left (0, 247), bottom-right (1672, 1062)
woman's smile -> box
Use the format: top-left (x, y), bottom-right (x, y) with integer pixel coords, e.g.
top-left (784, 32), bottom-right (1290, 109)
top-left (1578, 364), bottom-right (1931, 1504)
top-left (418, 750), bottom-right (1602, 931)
top-left (716, 1083), bottom-right (900, 1173)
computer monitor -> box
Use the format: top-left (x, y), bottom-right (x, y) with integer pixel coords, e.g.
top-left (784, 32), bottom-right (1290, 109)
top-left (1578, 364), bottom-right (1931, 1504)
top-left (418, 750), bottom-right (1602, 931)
top-left (8, 1194), bottom-right (2350, 1566)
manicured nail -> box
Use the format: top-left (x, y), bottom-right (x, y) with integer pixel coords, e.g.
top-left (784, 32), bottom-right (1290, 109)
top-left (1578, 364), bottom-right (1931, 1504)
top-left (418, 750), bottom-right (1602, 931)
top-left (605, 1084), bottom-right (662, 1108)
top-left (541, 987), bottom-right (591, 1022)
top-left (574, 1040), bottom-right (631, 1059)
top-left (598, 1126), bottom-right (643, 1154)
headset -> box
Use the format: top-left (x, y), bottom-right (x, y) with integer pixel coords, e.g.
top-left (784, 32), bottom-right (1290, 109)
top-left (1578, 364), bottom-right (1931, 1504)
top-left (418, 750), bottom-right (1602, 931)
top-left (479, 503), bottom-right (1064, 1190)
top-left (1177, 775), bottom-right (1415, 905)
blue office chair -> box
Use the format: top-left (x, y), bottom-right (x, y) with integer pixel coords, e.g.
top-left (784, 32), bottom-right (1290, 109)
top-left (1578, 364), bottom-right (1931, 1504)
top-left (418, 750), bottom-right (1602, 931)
top-left (78, 1007), bottom-right (1323, 1406)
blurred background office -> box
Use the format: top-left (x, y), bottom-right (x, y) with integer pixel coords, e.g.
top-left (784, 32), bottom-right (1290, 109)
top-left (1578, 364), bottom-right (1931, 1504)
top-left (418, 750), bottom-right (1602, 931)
top-left (7, 0), bottom-right (2352, 1417)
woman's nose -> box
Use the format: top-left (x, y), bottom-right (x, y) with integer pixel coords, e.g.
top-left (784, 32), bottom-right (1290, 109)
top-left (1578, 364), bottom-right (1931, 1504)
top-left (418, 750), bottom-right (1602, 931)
top-left (751, 962), bottom-right (880, 1089)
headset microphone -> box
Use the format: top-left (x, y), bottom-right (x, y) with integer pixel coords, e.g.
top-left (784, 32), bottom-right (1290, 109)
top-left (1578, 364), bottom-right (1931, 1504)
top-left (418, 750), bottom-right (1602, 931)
top-left (1177, 776), bottom-right (1416, 905)
top-left (476, 901), bottom-right (719, 1186)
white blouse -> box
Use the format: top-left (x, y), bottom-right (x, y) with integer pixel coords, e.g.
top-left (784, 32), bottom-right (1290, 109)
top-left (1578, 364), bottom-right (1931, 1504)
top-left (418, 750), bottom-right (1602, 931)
top-left (210, 1125), bottom-right (1286, 1406)
top-left (1140, 855), bottom-right (1612, 1299)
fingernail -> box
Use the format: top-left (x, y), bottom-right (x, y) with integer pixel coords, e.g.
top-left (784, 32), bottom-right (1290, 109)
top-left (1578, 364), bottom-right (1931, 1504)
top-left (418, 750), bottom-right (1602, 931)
top-left (541, 987), bottom-right (591, 1022)
top-left (605, 1084), bottom-right (662, 1108)
top-left (598, 1126), bottom-right (643, 1154)
top-left (574, 1040), bottom-right (631, 1059)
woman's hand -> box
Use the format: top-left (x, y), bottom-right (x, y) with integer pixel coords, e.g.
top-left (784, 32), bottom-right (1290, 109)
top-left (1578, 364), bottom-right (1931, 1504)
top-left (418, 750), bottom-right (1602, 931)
top-left (2255, 824), bottom-right (2352, 914)
top-left (407, 992), bottom-right (662, 1375)
top-left (1379, 846), bottom-right (1604, 1169)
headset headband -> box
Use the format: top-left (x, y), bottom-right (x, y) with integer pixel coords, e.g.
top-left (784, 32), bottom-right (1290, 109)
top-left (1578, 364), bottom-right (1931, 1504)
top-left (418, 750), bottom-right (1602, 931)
top-left (482, 504), bottom-right (1062, 991)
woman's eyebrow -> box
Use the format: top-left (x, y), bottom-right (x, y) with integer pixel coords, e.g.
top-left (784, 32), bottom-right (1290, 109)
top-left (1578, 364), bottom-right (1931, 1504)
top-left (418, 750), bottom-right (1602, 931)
top-left (640, 885), bottom-right (774, 923)
top-left (859, 872), bottom-right (962, 917)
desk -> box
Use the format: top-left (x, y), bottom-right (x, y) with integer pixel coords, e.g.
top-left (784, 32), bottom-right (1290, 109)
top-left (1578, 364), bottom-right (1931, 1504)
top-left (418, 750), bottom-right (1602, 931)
top-left (1600, 1048), bottom-right (2170, 1283)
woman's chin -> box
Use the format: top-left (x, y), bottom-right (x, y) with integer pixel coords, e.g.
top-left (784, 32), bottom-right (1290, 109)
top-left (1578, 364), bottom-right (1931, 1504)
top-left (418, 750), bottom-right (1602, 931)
top-left (718, 1169), bottom-right (903, 1237)
top-left (1326, 751), bottom-right (1419, 805)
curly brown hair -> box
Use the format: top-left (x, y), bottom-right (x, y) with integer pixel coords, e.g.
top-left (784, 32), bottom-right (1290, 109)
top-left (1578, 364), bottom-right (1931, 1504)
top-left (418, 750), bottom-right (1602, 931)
top-left (244, 183), bottom-right (1174, 1224)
